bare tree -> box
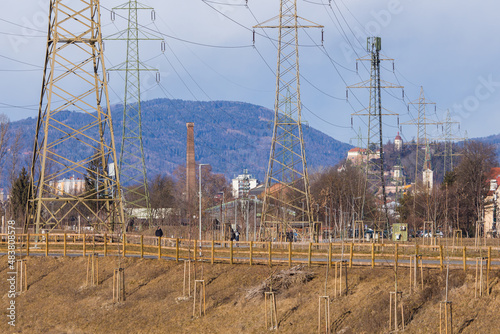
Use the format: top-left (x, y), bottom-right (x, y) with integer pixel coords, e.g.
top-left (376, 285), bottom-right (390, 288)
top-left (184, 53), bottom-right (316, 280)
top-left (0, 114), bottom-right (10, 185)
top-left (149, 174), bottom-right (176, 224)
top-left (9, 128), bottom-right (23, 186)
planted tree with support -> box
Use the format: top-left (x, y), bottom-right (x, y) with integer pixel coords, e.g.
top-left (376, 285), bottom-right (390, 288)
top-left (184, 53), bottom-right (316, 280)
top-left (15, 259), bottom-right (28, 294)
top-left (193, 279), bottom-right (206, 318)
top-left (86, 253), bottom-right (99, 287)
top-left (113, 267), bottom-right (125, 302)
top-left (264, 289), bottom-right (278, 331)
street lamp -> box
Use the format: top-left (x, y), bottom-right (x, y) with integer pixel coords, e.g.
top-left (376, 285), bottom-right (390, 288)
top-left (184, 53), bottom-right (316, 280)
top-left (218, 191), bottom-right (225, 240)
top-left (250, 195), bottom-right (258, 241)
top-left (324, 206), bottom-right (330, 242)
top-left (199, 163), bottom-right (210, 255)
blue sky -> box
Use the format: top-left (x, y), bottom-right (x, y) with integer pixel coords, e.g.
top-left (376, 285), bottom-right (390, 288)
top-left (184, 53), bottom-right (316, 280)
top-left (1, 0), bottom-right (498, 145)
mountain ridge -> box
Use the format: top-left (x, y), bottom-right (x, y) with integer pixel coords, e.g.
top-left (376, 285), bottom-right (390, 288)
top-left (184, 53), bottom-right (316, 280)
top-left (4, 98), bottom-right (352, 186)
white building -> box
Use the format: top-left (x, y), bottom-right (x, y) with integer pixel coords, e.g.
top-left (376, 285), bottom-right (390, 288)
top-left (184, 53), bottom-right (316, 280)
top-left (422, 169), bottom-right (434, 191)
top-left (50, 176), bottom-right (86, 195)
top-left (346, 147), bottom-right (380, 165)
top-left (484, 168), bottom-right (500, 237)
top-left (395, 133), bottom-right (403, 151)
top-left (232, 169), bottom-right (258, 198)
top-left (392, 165), bottom-right (404, 181)
top-left (422, 144), bottom-right (433, 191)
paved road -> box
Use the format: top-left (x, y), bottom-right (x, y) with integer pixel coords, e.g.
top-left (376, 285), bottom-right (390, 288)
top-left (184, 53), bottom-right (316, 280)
top-left (4, 251), bottom-right (494, 269)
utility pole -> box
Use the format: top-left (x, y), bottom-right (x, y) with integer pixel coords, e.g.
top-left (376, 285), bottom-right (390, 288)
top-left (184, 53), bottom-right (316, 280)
top-left (27, 0), bottom-right (125, 234)
top-left (347, 37), bottom-right (403, 231)
top-left (198, 164), bottom-right (209, 254)
top-left (106, 1), bottom-right (162, 227)
top-left (254, 0), bottom-right (322, 242)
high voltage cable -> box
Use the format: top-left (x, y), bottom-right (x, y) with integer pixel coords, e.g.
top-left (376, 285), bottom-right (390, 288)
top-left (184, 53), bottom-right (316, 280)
top-left (0, 30), bottom-right (45, 37)
top-left (0, 53), bottom-right (43, 68)
top-left (302, 103), bottom-right (350, 129)
top-left (101, 4), bottom-right (253, 49)
top-left (202, 0), bottom-right (248, 6)
top-left (201, 0), bottom-right (320, 47)
top-left (154, 12), bottom-right (271, 93)
top-left (152, 24), bottom-right (265, 150)
top-left (0, 17), bottom-right (46, 33)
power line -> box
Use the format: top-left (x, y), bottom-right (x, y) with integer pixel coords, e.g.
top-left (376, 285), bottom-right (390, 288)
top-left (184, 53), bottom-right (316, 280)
top-left (101, 4), bottom-right (254, 49)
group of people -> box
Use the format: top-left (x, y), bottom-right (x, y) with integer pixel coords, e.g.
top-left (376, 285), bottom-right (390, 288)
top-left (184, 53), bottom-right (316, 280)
top-left (155, 226), bottom-right (243, 242)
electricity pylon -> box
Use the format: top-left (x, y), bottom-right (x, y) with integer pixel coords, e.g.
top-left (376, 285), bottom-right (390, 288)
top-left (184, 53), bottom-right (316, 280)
top-left (402, 87), bottom-right (441, 188)
top-left (440, 110), bottom-right (467, 176)
top-left (254, 0), bottom-right (323, 242)
top-left (27, 0), bottom-right (125, 234)
top-left (347, 37), bottom-right (403, 229)
top-left (107, 1), bottom-right (162, 226)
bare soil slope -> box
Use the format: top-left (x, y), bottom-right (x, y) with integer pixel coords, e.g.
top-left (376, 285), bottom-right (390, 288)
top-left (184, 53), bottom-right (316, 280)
top-left (1, 256), bottom-right (500, 333)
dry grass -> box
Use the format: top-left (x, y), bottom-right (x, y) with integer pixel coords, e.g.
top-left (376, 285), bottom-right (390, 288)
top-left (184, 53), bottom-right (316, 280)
top-left (1, 256), bottom-right (499, 333)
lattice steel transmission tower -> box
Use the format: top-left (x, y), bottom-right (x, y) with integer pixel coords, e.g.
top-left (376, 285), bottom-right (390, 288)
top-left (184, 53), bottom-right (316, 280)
top-left (254, 0), bottom-right (322, 242)
top-left (107, 1), bottom-right (161, 226)
top-left (402, 87), bottom-right (440, 188)
top-left (347, 37), bottom-right (402, 227)
top-left (440, 110), bottom-right (467, 176)
top-left (27, 0), bottom-right (125, 234)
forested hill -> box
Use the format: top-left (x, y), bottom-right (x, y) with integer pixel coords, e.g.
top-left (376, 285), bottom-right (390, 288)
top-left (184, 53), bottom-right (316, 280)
top-left (6, 98), bottom-right (352, 185)
top-left (476, 133), bottom-right (500, 160)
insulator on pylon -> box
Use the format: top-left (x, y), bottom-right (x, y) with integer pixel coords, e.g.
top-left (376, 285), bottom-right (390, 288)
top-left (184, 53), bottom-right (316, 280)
top-left (252, 30), bottom-right (255, 45)
top-left (346, 89), bottom-right (349, 100)
top-left (400, 126), bottom-right (402, 133)
top-left (402, 89), bottom-right (404, 99)
top-left (111, 10), bottom-right (115, 21)
top-left (102, 41), bottom-right (105, 51)
top-left (321, 29), bottom-right (324, 46)
top-left (356, 62), bottom-right (358, 74)
top-left (397, 117), bottom-right (399, 127)
top-left (407, 105), bottom-right (409, 112)
top-left (161, 40), bottom-right (166, 53)
top-left (351, 117), bottom-right (353, 128)
top-left (106, 72), bottom-right (110, 83)
top-left (151, 10), bottom-right (156, 21)
top-left (156, 72), bottom-right (160, 83)
top-left (392, 62), bottom-right (395, 73)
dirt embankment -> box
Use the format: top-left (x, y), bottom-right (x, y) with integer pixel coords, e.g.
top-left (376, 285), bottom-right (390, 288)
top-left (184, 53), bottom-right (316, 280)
top-left (1, 256), bottom-right (500, 333)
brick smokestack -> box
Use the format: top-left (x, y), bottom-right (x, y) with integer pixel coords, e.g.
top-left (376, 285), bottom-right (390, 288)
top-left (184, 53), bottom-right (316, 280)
top-left (186, 123), bottom-right (195, 215)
